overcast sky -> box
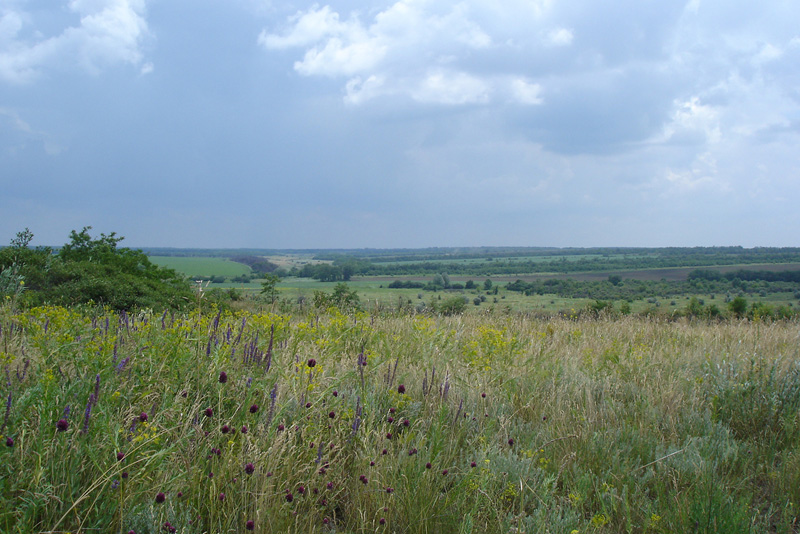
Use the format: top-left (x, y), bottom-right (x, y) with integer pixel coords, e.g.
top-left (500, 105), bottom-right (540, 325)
top-left (1, 0), bottom-right (799, 249)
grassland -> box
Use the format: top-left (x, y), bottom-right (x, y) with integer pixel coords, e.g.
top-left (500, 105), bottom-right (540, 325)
top-left (149, 256), bottom-right (252, 279)
top-left (1, 302), bottom-right (799, 533)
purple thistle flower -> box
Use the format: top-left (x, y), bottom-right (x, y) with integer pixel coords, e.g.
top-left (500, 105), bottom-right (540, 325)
top-left (241, 425), bottom-right (248, 434)
top-left (218, 492), bottom-right (225, 501)
top-left (155, 492), bottom-right (166, 503)
top-left (508, 438), bottom-right (514, 446)
top-left (246, 520), bottom-right (255, 531)
top-left (204, 408), bottom-right (213, 417)
top-left (245, 463), bottom-right (255, 474)
top-left (249, 404), bottom-right (258, 414)
top-left (397, 384), bottom-right (406, 394)
top-left (221, 425), bottom-right (230, 434)
top-left (117, 452), bottom-right (125, 461)
top-left (5, 436), bottom-right (13, 447)
top-left (380, 518), bottom-right (386, 525)
top-left (139, 412), bottom-right (148, 422)
top-left (307, 358), bottom-right (316, 368)
top-left (218, 371), bottom-right (227, 384)
top-left (328, 411), bottom-right (335, 419)
top-left (277, 424), bottom-right (285, 432)
top-left (285, 492), bottom-right (293, 502)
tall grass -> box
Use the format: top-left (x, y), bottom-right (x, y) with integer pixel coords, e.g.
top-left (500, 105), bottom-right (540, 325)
top-left (1, 303), bottom-right (798, 533)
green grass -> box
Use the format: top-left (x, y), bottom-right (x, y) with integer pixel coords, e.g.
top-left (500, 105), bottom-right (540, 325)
top-left (149, 256), bottom-right (252, 278)
top-left (1, 301), bottom-right (799, 533)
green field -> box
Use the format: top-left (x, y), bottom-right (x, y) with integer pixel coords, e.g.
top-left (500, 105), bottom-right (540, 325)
top-left (149, 256), bottom-right (251, 278)
top-left (2, 304), bottom-right (799, 533)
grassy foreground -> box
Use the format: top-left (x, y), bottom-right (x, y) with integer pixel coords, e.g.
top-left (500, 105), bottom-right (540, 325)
top-left (1, 304), bottom-right (799, 533)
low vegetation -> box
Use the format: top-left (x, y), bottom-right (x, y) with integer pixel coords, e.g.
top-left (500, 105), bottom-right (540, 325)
top-left (1, 302), bottom-right (799, 533)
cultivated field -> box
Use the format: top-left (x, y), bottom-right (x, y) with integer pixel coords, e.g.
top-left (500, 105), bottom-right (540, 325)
top-left (1, 303), bottom-right (798, 533)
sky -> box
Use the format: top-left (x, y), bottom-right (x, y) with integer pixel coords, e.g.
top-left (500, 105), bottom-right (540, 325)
top-left (1, 0), bottom-right (799, 249)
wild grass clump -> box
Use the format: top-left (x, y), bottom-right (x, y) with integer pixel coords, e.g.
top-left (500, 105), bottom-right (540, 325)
top-left (0, 303), bottom-right (798, 533)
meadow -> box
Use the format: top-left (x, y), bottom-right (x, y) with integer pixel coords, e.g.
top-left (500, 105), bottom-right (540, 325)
top-left (1, 301), bottom-right (799, 533)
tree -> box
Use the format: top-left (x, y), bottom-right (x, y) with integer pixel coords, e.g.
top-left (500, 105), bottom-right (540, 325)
top-left (260, 273), bottom-right (281, 304)
top-left (728, 296), bottom-right (748, 318)
top-left (484, 279), bottom-right (493, 291)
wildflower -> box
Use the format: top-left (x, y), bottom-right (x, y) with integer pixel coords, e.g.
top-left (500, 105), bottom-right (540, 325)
top-left (380, 518), bottom-right (386, 525)
top-left (249, 403), bottom-right (259, 414)
top-left (386, 433), bottom-right (392, 439)
top-left (470, 461), bottom-right (477, 468)
top-left (397, 384), bottom-right (405, 394)
top-left (278, 424), bottom-right (285, 432)
top-left (307, 358), bottom-right (316, 368)
top-left (246, 520), bottom-right (255, 530)
top-left (122, 472), bottom-right (129, 479)
top-left (306, 402), bottom-right (312, 408)
top-left (508, 438), bottom-right (514, 446)
top-left (408, 448), bottom-right (417, 456)
top-left (425, 462), bottom-right (432, 469)
top-left (386, 487), bottom-right (394, 493)
top-left (219, 371), bottom-right (227, 383)
top-left (442, 469), bottom-right (448, 476)
top-left (245, 463), bottom-right (255, 474)
top-left (204, 408), bottom-right (213, 417)
top-left (382, 449), bottom-right (388, 455)
top-left (481, 393), bottom-right (486, 398)
top-left (285, 492), bottom-right (294, 502)
top-left (329, 411), bottom-right (335, 419)
top-left (155, 492), bottom-right (166, 503)
top-left (218, 493), bottom-right (225, 501)
top-left (332, 390), bottom-right (338, 397)
top-left (402, 419), bottom-right (410, 427)
top-left (323, 517), bottom-right (330, 525)
top-left (139, 412), bottom-right (148, 422)
top-left (6, 437), bottom-right (14, 447)
top-left (117, 452), bottom-right (125, 461)
top-left (387, 416), bottom-right (394, 423)
top-left (360, 475), bottom-right (368, 484)
top-left (241, 426), bottom-right (248, 434)
top-left (181, 390), bottom-right (188, 398)
top-left (326, 481), bottom-right (334, 489)
top-left (56, 418), bottom-right (69, 432)
top-left (298, 485), bottom-right (306, 495)
top-left (221, 425), bottom-right (230, 434)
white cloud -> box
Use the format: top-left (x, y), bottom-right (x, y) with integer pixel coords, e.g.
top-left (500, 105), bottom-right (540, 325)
top-left (259, 0), bottom-right (549, 104)
top-left (0, 0), bottom-right (151, 83)
top-left (509, 78), bottom-right (543, 105)
top-left (546, 27), bottom-right (573, 46)
top-left (411, 69), bottom-right (489, 105)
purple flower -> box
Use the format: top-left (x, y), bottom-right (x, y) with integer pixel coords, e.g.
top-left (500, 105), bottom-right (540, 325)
top-left (471, 461), bottom-right (477, 468)
top-left (139, 412), bottom-right (148, 422)
top-left (332, 390), bottom-right (338, 397)
top-left (277, 424), bottom-right (285, 432)
top-left (5, 436), bottom-right (13, 447)
top-left (307, 358), bottom-right (316, 368)
top-left (117, 452), bottom-right (125, 461)
top-left (155, 492), bottom-right (166, 503)
top-left (285, 492), bottom-right (294, 502)
top-left (328, 411), bottom-right (336, 419)
top-left (56, 418), bottom-right (69, 432)
top-left (249, 404), bottom-right (258, 414)
top-left (219, 371), bottom-right (228, 383)
top-left (397, 384), bottom-right (406, 394)
top-left (221, 425), bottom-right (230, 434)
top-left (508, 438), bottom-right (514, 446)
top-left (241, 425), bottom-right (248, 434)
top-left (442, 469), bottom-right (448, 476)
top-left (218, 492), bottom-right (225, 501)
top-left (425, 462), bottom-right (432, 469)
top-left (245, 463), bottom-right (255, 475)
top-left (246, 520), bottom-right (255, 531)
top-left (204, 408), bottom-right (213, 417)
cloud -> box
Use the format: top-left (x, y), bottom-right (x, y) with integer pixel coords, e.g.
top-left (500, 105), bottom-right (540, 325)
top-left (259, 0), bottom-right (553, 104)
top-left (0, 0), bottom-right (151, 83)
